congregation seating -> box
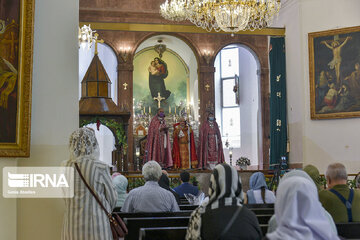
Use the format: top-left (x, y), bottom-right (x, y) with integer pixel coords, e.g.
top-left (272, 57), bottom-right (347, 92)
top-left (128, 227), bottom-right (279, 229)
top-left (139, 226), bottom-right (187, 240)
top-left (124, 216), bottom-right (190, 240)
top-left (121, 205), bottom-right (274, 240)
top-left (336, 222), bottom-right (360, 239)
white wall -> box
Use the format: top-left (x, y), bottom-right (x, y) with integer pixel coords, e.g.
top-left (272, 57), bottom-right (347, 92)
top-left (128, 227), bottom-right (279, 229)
top-left (17, 0), bottom-right (78, 240)
top-left (274, 0), bottom-right (360, 173)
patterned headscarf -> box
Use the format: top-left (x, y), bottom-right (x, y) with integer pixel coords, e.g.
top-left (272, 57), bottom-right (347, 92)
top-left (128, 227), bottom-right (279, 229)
top-left (68, 127), bottom-right (99, 161)
top-left (186, 164), bottom-right (243, 240)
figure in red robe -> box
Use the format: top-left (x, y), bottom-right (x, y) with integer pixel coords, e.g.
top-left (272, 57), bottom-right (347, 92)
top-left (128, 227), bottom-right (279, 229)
top-left (198, 111), bottom-right (225, 169)
top-left (172, 117), bottom-right (198, 169)
top-left (145, 108), bottom-right (173, 168)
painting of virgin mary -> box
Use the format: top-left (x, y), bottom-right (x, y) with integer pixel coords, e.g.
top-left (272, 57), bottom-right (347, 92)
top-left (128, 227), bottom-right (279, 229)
top-left (148, 57), bottom-right (171, 100)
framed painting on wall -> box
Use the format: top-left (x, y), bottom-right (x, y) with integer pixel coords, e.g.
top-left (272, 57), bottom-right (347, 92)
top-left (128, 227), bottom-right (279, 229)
top-left (0, 0), bottom-right (34, 157)
top-left (309, 26), bottom-right (360, 119)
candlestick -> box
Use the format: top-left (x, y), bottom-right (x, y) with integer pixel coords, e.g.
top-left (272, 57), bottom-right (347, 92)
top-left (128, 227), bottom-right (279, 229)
top-left (143, 106), bottom-right (146, 114)
top-left (149, 106), bottom-right (151, 114)
top-left (169, 106), bottom-right (171, 114)
top-left (175, 107), bottom-right (176, 115)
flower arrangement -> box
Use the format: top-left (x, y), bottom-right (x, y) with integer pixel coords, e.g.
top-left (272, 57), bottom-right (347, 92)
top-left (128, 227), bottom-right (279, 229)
top-left (236, 157), bottom-right (251, 166)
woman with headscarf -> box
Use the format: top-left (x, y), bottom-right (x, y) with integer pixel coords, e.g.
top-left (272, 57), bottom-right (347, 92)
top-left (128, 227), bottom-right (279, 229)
top-left (304, 164), bottom-right (323, 191)
top-left (112, 174), bottom-right (129, 208)
top-left (158, 173), bottom-right (181, 205)
top-left (62, 127), bottom-right (117, 240)
top-left (247, 172), bottom-right (275, 204)
top-left (186, 163), bottom-right (262, 240)
top-left (264, 176), bottom-right (340, 240)
top-left (266, 170), bottom-right (337, 235)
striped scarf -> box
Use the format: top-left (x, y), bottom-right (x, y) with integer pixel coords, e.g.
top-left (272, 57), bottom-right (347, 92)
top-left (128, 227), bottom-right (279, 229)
top-left (186, 164), bottom-right (244, 240)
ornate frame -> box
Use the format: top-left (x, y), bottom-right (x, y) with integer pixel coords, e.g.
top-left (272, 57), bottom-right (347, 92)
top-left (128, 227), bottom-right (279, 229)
top-left (0, 0), bottom-right (34, 157)
top-left (309, 26), bottom-right (360, 120)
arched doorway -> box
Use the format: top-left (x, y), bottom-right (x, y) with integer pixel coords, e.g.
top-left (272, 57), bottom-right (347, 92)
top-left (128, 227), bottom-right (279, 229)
top-left (214, 44), bottom-right (262, 168)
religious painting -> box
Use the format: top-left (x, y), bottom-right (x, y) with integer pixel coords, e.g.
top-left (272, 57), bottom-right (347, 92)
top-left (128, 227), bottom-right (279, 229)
top-left (309, 26), bottom-right (360, 119)
top-left (133, 47), bottom-right (189, 115)
top-left (0, 0), bottom-right (34, 157)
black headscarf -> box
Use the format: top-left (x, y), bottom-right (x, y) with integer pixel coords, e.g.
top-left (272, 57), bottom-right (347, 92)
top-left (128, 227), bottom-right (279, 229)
top-left (158, 173), bottom-right (180, 205)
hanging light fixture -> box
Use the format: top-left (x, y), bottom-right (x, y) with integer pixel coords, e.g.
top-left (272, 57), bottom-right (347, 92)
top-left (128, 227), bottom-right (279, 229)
top-left (78, 25), bottom-right (96, 49)
top-left (159, 0), bottom-right (281, 33)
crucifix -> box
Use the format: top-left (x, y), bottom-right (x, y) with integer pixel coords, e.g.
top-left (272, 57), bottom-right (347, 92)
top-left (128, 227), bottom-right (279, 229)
top-left (153, 92), bottom-right (165, 108)
top-left (205, 84), bottom-right (210, 91)
top-left (94, 33), bottom-right (104, 55)
top-left (123, 82), bottom-right (128, 90)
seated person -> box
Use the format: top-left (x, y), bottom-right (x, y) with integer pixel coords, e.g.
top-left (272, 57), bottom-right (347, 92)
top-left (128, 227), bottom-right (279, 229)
top-left (158, 173), bottom-right (181, 205)
top-left (174, 170), bottom-right (199, 198)
top-left (121, 161), bottom-right (179, 213)
top-left (267, 170), bottom-right (337, 235)
top-left (112, 173), bottom-right (128, 208)
top-left (264, 176), bottom-right (340, 240)
top-left (304, 164), bottom-right (323, 191)
top-left (319, 163), bottom-right (360, 222)
top-left (186, 164), bottom-right (262, 240)
top-left (246, 172), bottom-right (275, 204)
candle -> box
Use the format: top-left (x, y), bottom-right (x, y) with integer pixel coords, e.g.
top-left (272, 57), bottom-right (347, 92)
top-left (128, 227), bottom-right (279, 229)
top-left (143, 106), bottom-right (146, 114)
top-left (175, 107), bottom-right (176, 115)
top-left (169, 106), bottom-right (171, 114)
top-left (149, 106), bottom-right (151, 114)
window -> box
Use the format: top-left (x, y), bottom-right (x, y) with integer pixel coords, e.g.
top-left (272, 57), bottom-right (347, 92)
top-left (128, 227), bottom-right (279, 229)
top-left (215, 46), bottom-right (241, 148)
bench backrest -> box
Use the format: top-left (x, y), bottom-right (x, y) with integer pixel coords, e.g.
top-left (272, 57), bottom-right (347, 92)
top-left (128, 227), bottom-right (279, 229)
top-left (116, 210), bottom-right (192, 219)
top-left (139, 226), bottom-right (187, 240)
top-left (124, 216), bottom-right (190, 240)
top-left (336, 222), bottom-right (360, 239)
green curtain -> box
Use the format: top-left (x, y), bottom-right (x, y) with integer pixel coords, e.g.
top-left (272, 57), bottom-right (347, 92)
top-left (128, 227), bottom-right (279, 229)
top-left (269, 37), bottom-right (288, 168)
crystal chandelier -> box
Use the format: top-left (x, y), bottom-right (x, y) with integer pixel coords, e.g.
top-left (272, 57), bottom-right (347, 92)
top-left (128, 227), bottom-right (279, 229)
top-left (78, 25), bottom-right (96, 49)
top-left (159, 0), bottom-right (281, 32)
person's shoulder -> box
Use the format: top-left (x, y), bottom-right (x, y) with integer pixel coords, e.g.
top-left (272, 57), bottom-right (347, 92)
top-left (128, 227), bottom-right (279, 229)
top-left (92, 160), bottom-right (110, 170)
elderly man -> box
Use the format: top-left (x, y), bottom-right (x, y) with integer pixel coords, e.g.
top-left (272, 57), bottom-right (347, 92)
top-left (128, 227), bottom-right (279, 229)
top-left (319, 163), bottom-right (360, 222)
top-left (121, 161), bottom-right (179, 212)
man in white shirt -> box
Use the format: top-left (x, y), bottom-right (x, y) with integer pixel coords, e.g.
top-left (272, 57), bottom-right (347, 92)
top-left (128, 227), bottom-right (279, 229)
top-left (122, 161), bottom-right (179, 212)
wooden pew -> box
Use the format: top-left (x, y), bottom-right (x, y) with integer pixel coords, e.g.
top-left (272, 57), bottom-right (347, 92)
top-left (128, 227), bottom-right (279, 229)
top-left (245, 203), bottom-right (274, 209)
top-left (139, 225), bottom-right (270, 240)
top-left (179, 204), bottom-right (198, 211)
top-left (256, 214), bottom-right (273, 224)
top-left (139, 226), bottom-right (187, 240)
top-left (124, 216), bottom-right (190, 240)
top-left (251, 208), bottom-right (274, 215)
top-left (115, 210), bottom-right (192, 219)
top-left (336, 222), bottom-right (360, 239)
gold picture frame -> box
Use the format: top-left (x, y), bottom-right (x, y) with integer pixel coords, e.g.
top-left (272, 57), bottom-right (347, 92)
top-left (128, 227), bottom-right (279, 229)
top-left (0, 0), bottom-right (34, 157)
top-left (309, 26), bottom-right (360, 119)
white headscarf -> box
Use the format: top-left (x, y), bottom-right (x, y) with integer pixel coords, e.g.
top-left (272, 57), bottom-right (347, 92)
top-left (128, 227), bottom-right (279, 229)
top-left (68, 127), bottom-right (100, 162)
top-left (266, 176), bottom-right (340, 240)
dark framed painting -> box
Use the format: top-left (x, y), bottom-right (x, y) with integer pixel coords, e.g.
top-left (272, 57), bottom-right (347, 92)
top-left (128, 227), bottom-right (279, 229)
top-left (0, 0), bottom-right (34, 157)
top-left (309, 26), bottom-right (360, 119)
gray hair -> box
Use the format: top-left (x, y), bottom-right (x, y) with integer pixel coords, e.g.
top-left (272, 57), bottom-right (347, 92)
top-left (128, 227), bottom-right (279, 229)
top-left (325, 163), bottom-right (347, 181)
top-left (142, 161), bottom-right (162, 181)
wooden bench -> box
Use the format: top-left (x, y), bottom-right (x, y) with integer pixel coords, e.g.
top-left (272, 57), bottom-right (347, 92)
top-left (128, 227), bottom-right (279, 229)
top-left (256, 214), bottom-right (273, 224)
top-left (139, 225), bottom-right (270, 240)
top-left (336, 222), bottom-right (360, 239)
top-left (124, 216), bottom-right (190, 240)
top-left (115, 210), bottom-right (193, 219)
top-left (179, 204), bottom-right (198, 211)
top-left (245, 203), bottom-right (274, 209)
top-left (250, 208), bottom-right (274, 215)
top-left (139, 226), bottom-right (187, 240)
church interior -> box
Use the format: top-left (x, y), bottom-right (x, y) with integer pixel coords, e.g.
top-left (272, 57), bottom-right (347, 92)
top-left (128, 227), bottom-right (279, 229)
top-left (1, 0), bottom-right (360, 239)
